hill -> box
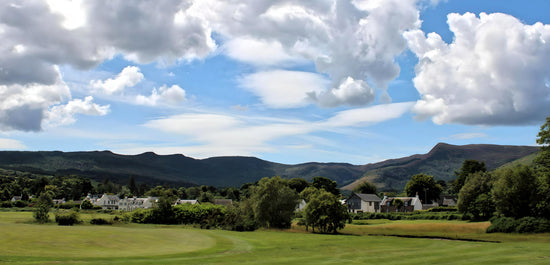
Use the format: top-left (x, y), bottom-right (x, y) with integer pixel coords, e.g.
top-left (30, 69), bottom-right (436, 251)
top-left (0, 143), bottom-right (539, 190)
top-left (342, 143), bottom-right (539, 191)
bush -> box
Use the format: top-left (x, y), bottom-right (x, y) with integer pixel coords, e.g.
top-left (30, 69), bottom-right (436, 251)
top-left (80, 200), bottom-right (94, 210)
top-left (516, 217), bottom-right (550, 233)
top-left (485, 217), bottom-right (550, 233)
top-left (1, 201), bottom-right (13, 208)
top-left (14, 200), bottom-right (28, 208)
top-left (55, 210), bottom-right (81, 226)
top-left (90, 218), bottom-right (113, 225)
top-left (428, 206), bottom-right (458, 212)
top-left (57, 202), bottom-right (80, 209)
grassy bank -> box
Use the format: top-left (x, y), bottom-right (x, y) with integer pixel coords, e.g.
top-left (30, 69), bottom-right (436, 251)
top-left (1, 211), bottom-right (549, 264)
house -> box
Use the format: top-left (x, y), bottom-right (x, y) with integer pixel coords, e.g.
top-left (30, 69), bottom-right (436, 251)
top-left (93, 194), bottom-right (120, 210)
top-left (438, 195), bottom-right (458, 207)
top-left (213, 199), bottom-right (233, 207)
top-left (118, 196), bottom-right (158, 211)
top-left (296, 199), bottom-right (307, 211)
top-left (174, 199), bottom-right (199, 205)
top-left (346, 193), bottom-right (382, 213)
top-left (10, 196), bottom-right (22, 202)
top-left (380, 194), bottom-right (422, 212)
top-left (52, 198), bottom-right (66, 205)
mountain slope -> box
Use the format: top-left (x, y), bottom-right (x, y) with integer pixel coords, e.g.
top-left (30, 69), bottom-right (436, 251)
top-left (0, 143), bottom-right (539, 189)
top-left (343, 143), bottom-right (539, 191)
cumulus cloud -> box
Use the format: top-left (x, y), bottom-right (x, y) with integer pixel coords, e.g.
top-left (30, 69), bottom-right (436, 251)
top-left (45, 96), bottom-right (110, 127)
top-left (239, 70), bottom-right (328, 108)
top-left (91, 66), bottom-right (144, 95)
top-left (136, 85), bottom-right (187, 106)
top-left (196, 0), bottom-right (420, 107)
top-left (0, 69), bottom-right (70, 131)
top-left (405, 12), bottom-right (550, 125)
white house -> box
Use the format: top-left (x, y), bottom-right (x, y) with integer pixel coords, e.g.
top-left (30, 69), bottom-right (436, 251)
top-left (174, 199), bottom-right (199, 205)
top-left (118, 196), bottom-right (158, 211)
top-left (346, 193), bottom-right (382, 213)
top-left (380, 194), bottom-right (422, 212)
top-left (93, 194), bottom-right (120, 210)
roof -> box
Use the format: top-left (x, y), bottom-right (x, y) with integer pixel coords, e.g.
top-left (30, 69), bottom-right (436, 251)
top-left (381, 196), bottom-right (420, 205)
top-left (353, 193), bottom-right (382, 202)
top-left (214, 199), bottom-right (233, 206)
top-left (175, 199), bottom-right (199, 205)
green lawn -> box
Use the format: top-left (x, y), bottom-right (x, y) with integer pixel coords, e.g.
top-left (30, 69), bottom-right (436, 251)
top-left (1, 211), bottom-right (549, 264)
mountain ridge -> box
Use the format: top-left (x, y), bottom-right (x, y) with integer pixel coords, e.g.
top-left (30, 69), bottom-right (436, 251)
top-left (0, 143), bottom-right (539, 190)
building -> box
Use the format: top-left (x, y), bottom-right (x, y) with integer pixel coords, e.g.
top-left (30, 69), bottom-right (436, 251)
top-left (174, 199), bottom-right (199, 205)
top-left (93, 194), bottom-right (120, 210)
top-left (118, 196), bottom-right (158, 211)
top-left (346, 193), bottom-right (382, 213)
top-left (380, 194), bottom-right (422, 212)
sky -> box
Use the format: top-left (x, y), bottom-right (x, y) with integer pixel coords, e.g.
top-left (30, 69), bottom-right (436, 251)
top-left (1, 0), bottom-right (549, 165)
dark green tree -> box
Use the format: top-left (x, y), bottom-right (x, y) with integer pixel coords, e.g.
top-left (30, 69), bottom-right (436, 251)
top-left (392, 198), bottom-right (404, 211)
top-left (404, 173), bottom-right (442, 204)
top-left (251, 176), bottom-right (299, 229)
top-left (453, 160), bottom-right (487, 194)
top-left (312, 176), bottom-right (339, 195)
top-left (493, 165), bottom-right (538, 218)
top-left (353, 180), bottom-right (377, 194)
top-left (128, 176), bottom-right (138, 196)
top-left (288, 178), bottom-right (310, 193)
top-left (304, 189), bottom-right (349, 234)
top-left (457, 171), bottom-right (495, 220)
top-left (33, 192), bottom-right (53, 224)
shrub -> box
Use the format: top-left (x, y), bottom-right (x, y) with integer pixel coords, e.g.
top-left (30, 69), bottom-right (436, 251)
top-left (14, 200), bottom-right (28, 208)
top-left (57, 202), bottom-right (80, 209)
top-left (487, 217), bottom-right (518, 233)
top-left (90, 218), bottom-right (113, 225)
top-left (55, 210), bottom-right (81, 226)
top-left (80, 200), bottom-right (94, 210)
top-left (516, 217), bottom-right (550, 233)
top-left (1, 201), bottom-right (13, 208)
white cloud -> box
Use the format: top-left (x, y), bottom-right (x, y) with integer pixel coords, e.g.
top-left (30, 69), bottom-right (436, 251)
top-left (135, 85), bottom-right (187, 106)
top-left (311, 77), bottom-right (375, 107)
top-left (224, 37), bottom-right (303, 67)
top-left (91, 66), bottom-right (144, 95)
top-left (0, 69), bottom-right (70, 131)
top-left (405, 12), bottom-right (550, 125)
top-left (444, 132), bottom-right (488, 140)
top-left (0, 138), bottom-right (27, 150)
top-left (45, 96), bottom-right (110, 127)
top-left (239, 70), bottom-right (328, 108)
top-left (194, 0), bottom-right (421, 107)
top-left (142, 102), bottom-right (412, 158)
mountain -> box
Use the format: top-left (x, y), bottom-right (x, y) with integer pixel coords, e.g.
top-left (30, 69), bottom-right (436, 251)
top-left (0, 143), bottom-right (539, 190)
top-left (342, 143), bottom-right (539, 191)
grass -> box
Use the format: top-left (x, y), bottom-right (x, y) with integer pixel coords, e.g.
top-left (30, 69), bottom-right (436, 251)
top-left (1, 211), bottom-right (550, 264)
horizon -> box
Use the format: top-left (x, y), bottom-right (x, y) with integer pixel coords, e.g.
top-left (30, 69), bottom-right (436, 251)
top-left (1, 0), bottom-right (549, 165)
top-left (0, 141), bottom-right (540, 166)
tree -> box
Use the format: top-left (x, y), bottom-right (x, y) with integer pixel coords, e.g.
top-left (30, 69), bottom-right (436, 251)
top-left (404, 174), bottom-right (442, 203)
top-left (128, 176), bottom-right (138, 196)
top-left (251, 176), bottom-right (299, 229)
top-left (453, 160), bottom-right (487, 194)
top-left (288, 178), bottom-right (310, 193)
top-left (457, 171), bottom-right (495, 220)
top-left (535, 116), bottom-right (550, 171)
top-left (312, 176), bottom-right (339, 195)
top-left (33, 192), bottom-right (53, 224)
top-left (304, 189), bottom-right (349, 234)
top-left (493, 165), bottom-right (538, 218)
top-left (392, 198), bottom-right (404, 211)
top-left (353, 180), bottom-right (377, 194)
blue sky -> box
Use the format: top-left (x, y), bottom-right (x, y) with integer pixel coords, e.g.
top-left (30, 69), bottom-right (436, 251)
top-left (0, 0), bottom-right (549, 164)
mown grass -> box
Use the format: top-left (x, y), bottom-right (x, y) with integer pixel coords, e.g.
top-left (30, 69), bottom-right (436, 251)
top-left (1, 211), bottom-right (549, 264)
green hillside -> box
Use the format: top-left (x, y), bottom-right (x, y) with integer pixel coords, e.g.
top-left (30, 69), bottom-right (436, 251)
top-left (0, 143), bottom-right (539, 189)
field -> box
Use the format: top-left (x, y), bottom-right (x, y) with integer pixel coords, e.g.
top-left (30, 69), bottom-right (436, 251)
top-left (1, 211), bottom-right (550, 264)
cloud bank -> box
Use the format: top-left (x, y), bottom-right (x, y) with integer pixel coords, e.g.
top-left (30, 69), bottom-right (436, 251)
top-left (405, 12), bottom-right (550, 125)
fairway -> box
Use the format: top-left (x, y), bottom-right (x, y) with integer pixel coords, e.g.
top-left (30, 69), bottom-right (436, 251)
top-left (1, 212), bottom-right (549, 264)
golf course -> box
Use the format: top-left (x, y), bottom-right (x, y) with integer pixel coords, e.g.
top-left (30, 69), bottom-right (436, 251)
top-left (1, 211), bottom-right (549, 264)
